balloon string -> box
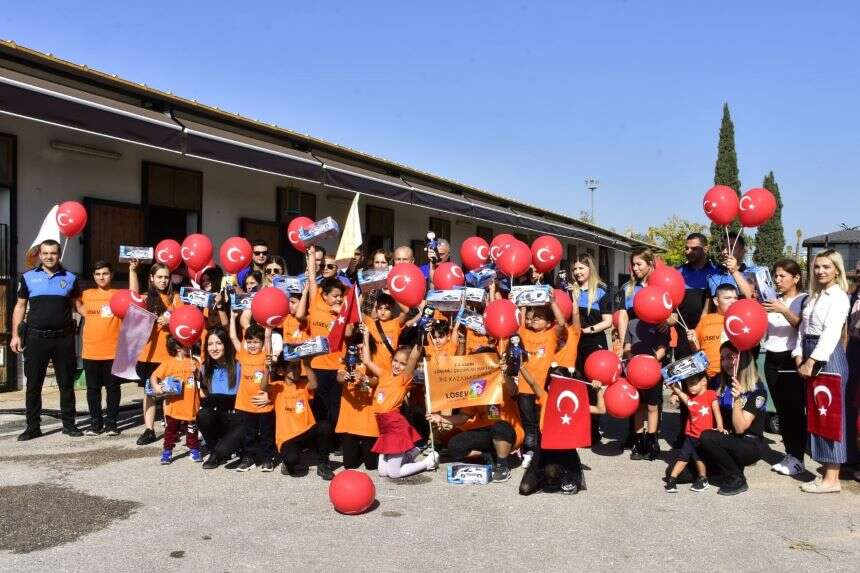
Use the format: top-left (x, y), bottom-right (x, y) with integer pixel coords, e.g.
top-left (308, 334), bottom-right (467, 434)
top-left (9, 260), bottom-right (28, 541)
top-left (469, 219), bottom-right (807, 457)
top-left (60, 236), bottom-right (68, 261)
top-left (674, 311), bottom-right (689, 332)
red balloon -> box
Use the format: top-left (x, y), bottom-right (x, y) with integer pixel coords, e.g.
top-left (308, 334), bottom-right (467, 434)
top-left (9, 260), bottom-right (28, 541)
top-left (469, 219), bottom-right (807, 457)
top-left (181, 234), bottom-right (213, 272)
top-left (109, 289), bottom-right (146, 319)
top-left (460, 236), bottom-right (490, 270)
top-left (483, 299), bottom-right (522, 339)
top-left (584, 349), bottom-right (622, 385)
top-left (702, 185), bottom-right (739, 226)
top-left (168, 305), bottom-right (205, 347)
top-left (329, 469), bottom-right (376, 515)
top-left (738, 187), bottom-right (777, 228)
top-left (496, 241), bottom-right (532, 277)
top-left (626, 354), bottom-right (663, 390)
top-left (554, 289), bottom-right (572, 322)
top-left (155, 239), bottom-right (182, 271)
top-left (604, 379), bottom-right (640, 418)
top-left (489, 233), bottom-right (516, 260)
top-left (612, 309), bottom-right (621, 329)
top-left (287, 216), bottom-right (314, 252)
top-left (386, 263), bottom-right (426, 308)
top-left (633, 285), bottom-right (674, 324)
top-left (219, 236), bottom-right (253, 274)
top-left (56, 201), bottom-right (88, 238)
top-left (251, 286), bottom-right (290, 328)
top-left (724, 299), bottom-right (768, 351)
top-left (530, 236), bottom-right (563, 273)
top-left (433, 262), bottom-right (465, 290)
top-left (647, 265), bottom-right (685, 308)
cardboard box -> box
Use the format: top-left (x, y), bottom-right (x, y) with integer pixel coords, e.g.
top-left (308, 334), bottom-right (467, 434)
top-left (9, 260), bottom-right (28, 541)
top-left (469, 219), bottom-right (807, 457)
top-left (426, 289), bottom-right (465, 312)
top-left (446, 463), bottom-right (492, 485)
top-left (230, 292), bottom-right (255, 311)
top-left (459, 287), bottom-right (487, 304)
top-left (298, 216), bottom-right (340, 245)
top-left (283, 336), bottom-right (330, 361)
top-left (357, 268), bottom-right (389, 292)
top-left (179, 287), bottom-right (216, 308)
top-left (144, 376), bottom-right (184, 397)
top-left (273, 274), bottom-right (307, 295)
top-left (661, 351), bottom-right (709, 385)
top-left (465, 266), bottom-right (497, 289)
top-left (743, 266), bottom-right (777, 302)
top-left (455, 308), bottom-right (487, 335)
top-left (118, 245), bottom-right (153, 263)
top-left (509, 284), bottom-right (552, 307)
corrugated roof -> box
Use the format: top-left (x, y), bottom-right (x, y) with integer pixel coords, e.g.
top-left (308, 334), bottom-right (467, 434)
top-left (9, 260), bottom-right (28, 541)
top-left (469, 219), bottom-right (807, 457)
top-left (0, 38), bottom-right (656, 250)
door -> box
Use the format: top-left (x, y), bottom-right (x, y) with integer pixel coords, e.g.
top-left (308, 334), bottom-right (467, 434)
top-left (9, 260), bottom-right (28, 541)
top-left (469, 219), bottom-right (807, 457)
top-left (83, 199), bottom-right (145, 283)
top-left (0, 133), bottom-right (15, 391)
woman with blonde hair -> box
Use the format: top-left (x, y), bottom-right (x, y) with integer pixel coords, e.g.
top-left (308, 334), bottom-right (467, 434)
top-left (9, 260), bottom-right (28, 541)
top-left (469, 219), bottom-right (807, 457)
top-left (793, 249), bottom-right (851, 493)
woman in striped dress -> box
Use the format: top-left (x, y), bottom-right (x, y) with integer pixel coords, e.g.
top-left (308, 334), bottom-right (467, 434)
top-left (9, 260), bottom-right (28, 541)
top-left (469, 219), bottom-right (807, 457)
top-left (793, 249), bottom-right (851, 494)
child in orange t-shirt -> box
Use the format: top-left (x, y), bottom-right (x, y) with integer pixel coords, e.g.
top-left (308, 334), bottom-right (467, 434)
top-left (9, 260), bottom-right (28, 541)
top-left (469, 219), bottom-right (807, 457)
top-left (149, 335), bottom-right (201, 464)
top-left (364, 292), bottom-right (408, 365)
top-left (357, 324), bottom-right (439, 478)
top-left (335, 334), bottom-right (380, 471)
top-left (687, 283), bottom-right (738, 384)
top-left (229, 316), bottom-right (275, 472)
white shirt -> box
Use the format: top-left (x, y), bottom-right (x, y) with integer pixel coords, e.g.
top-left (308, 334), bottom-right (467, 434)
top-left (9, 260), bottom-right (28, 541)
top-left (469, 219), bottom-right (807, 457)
top-left (763, 293), bottom-right (805, 353)
top-left (792, 284), bottom-right (850, 362)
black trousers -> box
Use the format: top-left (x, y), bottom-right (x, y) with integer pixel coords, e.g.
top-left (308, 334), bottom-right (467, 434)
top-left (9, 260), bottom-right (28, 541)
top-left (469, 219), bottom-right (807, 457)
top-left (24, 334), bottom-right (77, 429)
top-left (517, 394), bottom-right (540, 453)
top-left (311, 369), bottom-right (342, 428)
top-left (764, 350), bottom-right (807, 461)
top-left (341, 433), bottom-right (378, 470)
top-left (519, 449), bottom-right (584, 495)
top-left (699, 430), bottom-right (760, 481)
top-left (197, 396), bottom-right (244, 460)
top-left (281, 422), bottom-right (333, 469)
top-left (238, 410), bottom-right (276, 462)
top-left (447, 421), bottom-right (516, 461)
top-left (82, 359), bottom-right (121, 431)
top-left (577, 340), bottom-right (606, 441)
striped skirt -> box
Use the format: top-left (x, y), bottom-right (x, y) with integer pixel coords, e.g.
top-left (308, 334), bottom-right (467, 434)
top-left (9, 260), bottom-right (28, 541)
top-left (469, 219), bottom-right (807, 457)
top-left (802, 336), bottom-right (849, 464)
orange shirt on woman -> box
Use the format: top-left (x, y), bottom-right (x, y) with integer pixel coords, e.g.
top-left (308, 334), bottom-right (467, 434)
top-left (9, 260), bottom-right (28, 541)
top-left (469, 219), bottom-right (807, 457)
top-left (234, 349), bottom-right (272, 414)
top-left (139, 293), bottom-right (182, 364)
top-left (152, 356), bottom-right (200, 421)
top-left (80, 288), bottom-right (120, 360)
top-left (270, 379), bottom-right (315, 449)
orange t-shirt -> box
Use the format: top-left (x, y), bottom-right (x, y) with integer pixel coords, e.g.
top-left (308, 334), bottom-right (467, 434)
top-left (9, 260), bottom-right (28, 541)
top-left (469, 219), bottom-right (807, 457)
top-left (465, 330), bottom-right (495, 354)
top-left (152, 356), bottom-right (200, 422)
top-left (515, 326), bottom-right (558, 394)
top-left (696, 313), bottom-right (725, 377)
top-left (459, 395), bottom-right (524, 450)
top-left (234, 349), bottom-right (272, 413)
top-left (373, 371), bottom-right (412, 414)
top-left (80, 288), bottom-right (121, 360)
top-left (552, 325), bottom-right (582, 370)
top-left (309, 292), bottom-right (343, 370)
top-left (365, 316), bottom-right (402, 364)
top-left (282, 314), bottom-right (310, 346)
top-left (424, 337), bottom-right (459, 361)
top-left (139, 293), bottom-right (182, 364)
top-left (270, 379), bottom-right (315, 448)
top-left (335, 365), bottom-right (378, 437)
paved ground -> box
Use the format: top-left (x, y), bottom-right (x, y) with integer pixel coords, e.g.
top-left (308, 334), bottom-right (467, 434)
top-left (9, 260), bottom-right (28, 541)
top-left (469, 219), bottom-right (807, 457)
top-left (0, 385), bottom-right (857, 572)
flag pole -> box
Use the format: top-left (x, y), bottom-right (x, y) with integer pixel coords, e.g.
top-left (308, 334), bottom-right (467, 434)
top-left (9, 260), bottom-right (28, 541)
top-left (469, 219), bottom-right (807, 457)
top-left (422, 357), bottom-right (436, 453)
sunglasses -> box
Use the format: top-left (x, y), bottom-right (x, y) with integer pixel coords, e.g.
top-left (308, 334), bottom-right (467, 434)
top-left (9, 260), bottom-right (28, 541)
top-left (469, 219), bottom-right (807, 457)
top-left (324, 263), bottom-right (337, 270)
top-left (253, 250), bottom-right (269, 256)
top-left (265, 268), bottom-right (282, 275)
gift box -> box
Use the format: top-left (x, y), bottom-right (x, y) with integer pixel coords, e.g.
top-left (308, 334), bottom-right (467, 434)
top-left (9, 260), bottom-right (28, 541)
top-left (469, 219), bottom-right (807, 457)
top-left (446, 463), bottom-right (492, 485)
top-left (298, 216), bottom-right (340, 245)
top-left (509, 285), bottom-right (552, 307)
top-left (357, 268), bottom-right (389, 292)
top-left (230, 292), bottom-right (255, 311)
top-left (455, 308), bottom-right (487, 335)
top-left (283, 336), bottom-right (330, 361)
top-left (661, 351), bottom-right (709, 385)
top-left (118, 245), bottom-right (153, 263)
top-left (180, 287), bottom-right (216, 309)
top-left (273, 274), bottom-right (307, 295)
top-left (458, 287), bottom-right (487, 304)
top-left (465, 265), bottom-right (497, 289)
top-left (144, 376), bottom-right (184, 397)
top-left (743, 266), bottom-right (777, 302)
top-left (426, 289), bottom-right (465, 312)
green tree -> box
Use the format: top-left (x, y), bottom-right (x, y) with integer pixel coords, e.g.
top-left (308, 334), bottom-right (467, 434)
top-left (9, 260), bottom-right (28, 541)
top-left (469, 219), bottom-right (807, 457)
top-left (752, 171), bottom-right (785, 268)
top-left (646, 216), bottom-right (707, 266)
top-left (711, 103), bottom-right (742, 249)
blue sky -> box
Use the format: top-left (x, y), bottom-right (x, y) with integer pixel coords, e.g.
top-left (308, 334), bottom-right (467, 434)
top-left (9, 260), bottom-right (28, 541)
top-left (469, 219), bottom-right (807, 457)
top-left (4, 2), bottom-right (858, 242)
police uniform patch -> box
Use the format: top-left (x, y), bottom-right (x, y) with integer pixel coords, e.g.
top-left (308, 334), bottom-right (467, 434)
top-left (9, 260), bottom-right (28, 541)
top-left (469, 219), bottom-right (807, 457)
top-left (60, 279), bottom-right (68, 289)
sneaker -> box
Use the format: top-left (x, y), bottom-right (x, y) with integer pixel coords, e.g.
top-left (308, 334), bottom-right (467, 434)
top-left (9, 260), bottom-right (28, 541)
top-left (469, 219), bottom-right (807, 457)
top-left (17, 427), bottom-right (43, 441)
top-left (316, 462), bottom-right (335, 481)
top-left (236, 457), bottom-right (256, 472)
top-left (160, 450), bottom-right (173, 465)
top-left (521, 451), bottom-right (534, 469)
top-left (717, 476), bottom-right (749, 496)
top-left (104, 426), bottom-right (120, 436)
top-left (630, 434), bottom-right (645, 461)
top-left (136, 429), bottom-right (157, 446)
top-left (84, 427), bottom-right (103, 436)
top-left (260, 459), bottom-right (274, 472)
top-left (799, 479), bottom-right (841, 494)
top-left (691, 477), bottom-right (710, 492)
top-left (423, 451), bottom-right (440, 471)
top-left (775, 455), bottom-right (804, 476)
top-left (771, 460), bottom-right (787, 474)
top-left (189, 449), bottom-right (203, 463)
top-left (492, 462), bottom-right (511, 482)
top-left (281, 462), bottom-right (295, 476)
top-left (63, 426), bottom-right (83, 437)
top-left (560, 474), bottom-right (580, 495)
top-left (664, 477), bottom-right (679, 493)
top-left (202, 455), bottom-right (221, 470)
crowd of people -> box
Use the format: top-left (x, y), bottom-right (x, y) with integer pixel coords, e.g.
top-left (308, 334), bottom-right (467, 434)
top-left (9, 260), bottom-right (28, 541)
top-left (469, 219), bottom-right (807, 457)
top-left (10, 229), bottom-right (860, 497)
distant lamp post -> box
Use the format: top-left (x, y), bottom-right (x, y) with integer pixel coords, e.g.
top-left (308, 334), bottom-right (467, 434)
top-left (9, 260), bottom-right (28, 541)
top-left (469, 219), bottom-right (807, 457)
top-left (585, 178), bottom-right (600, 223)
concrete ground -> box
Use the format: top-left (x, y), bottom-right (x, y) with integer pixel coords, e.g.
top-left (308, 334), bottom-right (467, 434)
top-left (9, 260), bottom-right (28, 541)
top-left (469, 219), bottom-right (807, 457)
top-left (0, 385), bottom-right (857, 572)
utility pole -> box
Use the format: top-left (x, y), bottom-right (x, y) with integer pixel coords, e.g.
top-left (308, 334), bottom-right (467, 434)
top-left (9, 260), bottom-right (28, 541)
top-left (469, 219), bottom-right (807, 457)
top-left (585, 178), bottom-right (599, 223)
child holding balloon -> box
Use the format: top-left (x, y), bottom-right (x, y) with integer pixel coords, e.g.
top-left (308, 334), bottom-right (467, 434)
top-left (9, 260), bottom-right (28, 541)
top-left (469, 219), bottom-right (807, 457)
top-left (149, 335), bottom-right (202, 464)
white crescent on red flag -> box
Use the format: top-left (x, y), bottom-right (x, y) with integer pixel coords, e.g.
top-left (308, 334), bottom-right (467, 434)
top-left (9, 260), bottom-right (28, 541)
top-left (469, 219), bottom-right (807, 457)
top-left (540, 374), bottom-right (591, 450)
top-left (806, 372), bottom-right (843, 442)
top-left (327, 286), bottom-right (361, 352)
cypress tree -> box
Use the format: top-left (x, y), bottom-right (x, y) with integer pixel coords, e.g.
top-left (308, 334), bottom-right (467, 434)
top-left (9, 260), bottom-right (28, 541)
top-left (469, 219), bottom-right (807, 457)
top-left (711, 103), bottom-right (741, 250)
top-left (752, 171), bottom-right (785, 268)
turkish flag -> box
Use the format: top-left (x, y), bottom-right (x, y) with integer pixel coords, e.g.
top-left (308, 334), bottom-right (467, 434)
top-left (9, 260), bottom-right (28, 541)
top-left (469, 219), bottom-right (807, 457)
top-left (327, 287), bottom-right (360, 352)
top-left (806, 373), bottom-right (843, 442)
top-left (540, 374), bottom-right (591, 450)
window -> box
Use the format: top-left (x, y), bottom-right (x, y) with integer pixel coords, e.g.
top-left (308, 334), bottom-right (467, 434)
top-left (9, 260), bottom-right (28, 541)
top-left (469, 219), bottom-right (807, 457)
top-left (428, 217), bottom-right (451, 242)
top-left (143, 162), bottom-right (202, 248)
top-left (278, 187), bottom-right (316, 272)
top-left (476, 225), bottom-right (494, 243)
top-left (366, 205), bottom-right (394, 252)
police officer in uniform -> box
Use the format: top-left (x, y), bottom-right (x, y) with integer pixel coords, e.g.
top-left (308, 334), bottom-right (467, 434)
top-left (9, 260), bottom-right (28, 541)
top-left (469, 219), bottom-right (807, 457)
top-left (10, 239), bottom-right (83, 440)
